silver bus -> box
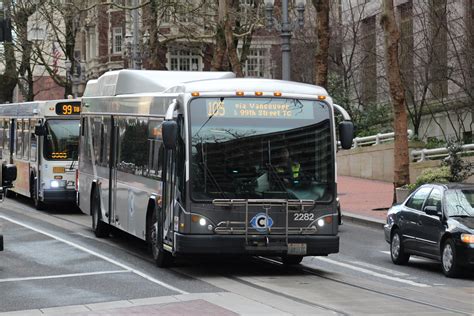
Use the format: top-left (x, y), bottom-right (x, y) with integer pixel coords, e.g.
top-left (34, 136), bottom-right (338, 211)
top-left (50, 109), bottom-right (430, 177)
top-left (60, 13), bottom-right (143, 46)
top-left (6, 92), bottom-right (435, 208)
top-left (78, 70), bottom-right (354, 267)
top-left (0, 100), bottom-right (81, 209)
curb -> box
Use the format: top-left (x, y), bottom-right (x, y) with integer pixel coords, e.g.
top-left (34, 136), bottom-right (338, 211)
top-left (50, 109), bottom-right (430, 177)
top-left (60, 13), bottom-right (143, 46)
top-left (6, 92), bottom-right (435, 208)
top-left (341, 211), bottom-right (385, 230)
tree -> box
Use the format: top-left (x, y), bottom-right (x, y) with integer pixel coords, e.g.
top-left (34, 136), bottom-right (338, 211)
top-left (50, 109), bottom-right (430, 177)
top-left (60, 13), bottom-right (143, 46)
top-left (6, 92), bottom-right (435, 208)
top-left (0, 0), bottom-right (17, 103)
top-left (381, 0), bottom-right (410, 195)
top-left (313, 0), bottom-right (329, 87)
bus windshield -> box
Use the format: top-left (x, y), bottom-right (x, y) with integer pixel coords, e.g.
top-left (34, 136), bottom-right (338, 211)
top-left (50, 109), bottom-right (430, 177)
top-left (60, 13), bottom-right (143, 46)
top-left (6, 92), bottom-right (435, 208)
top-left (189, 97), bottom-right (334, 202)
top-left (44, 119), bottom-right (80, 160)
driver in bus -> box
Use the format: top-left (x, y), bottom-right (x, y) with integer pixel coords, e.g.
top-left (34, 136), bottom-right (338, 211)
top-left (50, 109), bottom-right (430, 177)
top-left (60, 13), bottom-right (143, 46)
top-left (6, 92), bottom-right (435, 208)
top-left (275, 147), bottom-right (302, 187)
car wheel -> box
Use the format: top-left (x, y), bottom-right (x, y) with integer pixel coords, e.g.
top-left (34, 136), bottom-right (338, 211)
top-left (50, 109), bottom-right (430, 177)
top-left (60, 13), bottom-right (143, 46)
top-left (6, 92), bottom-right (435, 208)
top-left (390, 229), bottom-right (410, 265)
top-left (441, 239), bottom-right (460, 278)
top-left (147, 208), bottom-right (173, 268)
top-left (281, 255), bottom-right (303, 265)
top-left (91, 189), bottom-right (110, 238)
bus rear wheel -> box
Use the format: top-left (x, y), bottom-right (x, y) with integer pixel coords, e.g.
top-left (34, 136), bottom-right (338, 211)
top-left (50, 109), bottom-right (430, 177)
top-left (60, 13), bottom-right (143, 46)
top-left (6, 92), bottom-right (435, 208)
top-left (91, 189), bottom-right (110, 238)
top-left (147, 209), bottom-right (173, 268)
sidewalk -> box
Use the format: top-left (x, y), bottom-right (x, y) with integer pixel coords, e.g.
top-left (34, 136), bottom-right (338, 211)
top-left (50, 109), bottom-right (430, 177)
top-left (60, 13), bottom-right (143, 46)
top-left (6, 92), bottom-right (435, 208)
top-left (338, 175), bottom-right (394, 227)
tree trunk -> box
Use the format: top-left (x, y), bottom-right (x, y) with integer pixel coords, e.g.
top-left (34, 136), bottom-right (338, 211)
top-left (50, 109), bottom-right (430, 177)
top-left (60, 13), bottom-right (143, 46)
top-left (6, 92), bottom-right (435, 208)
top-left (147, 0), bottom-right (167, 70)
top-left (211, 1), bottom-right (227, 71)
top-left (381, 0), bottom-right (410, 200)
top-left (222, 0), bottom-right (243, 77)
top-left (313, 0), bottom-right (330, 87)
top-left (0, 0), bottom-right (17, 103)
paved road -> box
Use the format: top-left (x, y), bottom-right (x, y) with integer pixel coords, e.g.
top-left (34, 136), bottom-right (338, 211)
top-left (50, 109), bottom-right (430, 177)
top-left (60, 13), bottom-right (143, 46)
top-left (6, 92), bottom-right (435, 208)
top-left (0, 196), bottom-right (472, 315)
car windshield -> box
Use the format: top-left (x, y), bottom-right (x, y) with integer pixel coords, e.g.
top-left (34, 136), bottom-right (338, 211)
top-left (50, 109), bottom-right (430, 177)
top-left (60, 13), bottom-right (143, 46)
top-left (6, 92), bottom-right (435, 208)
top-left (43, 119), bottom-right (80, 160)
top-left (189, 97), bottom-right (334, 202)
top-left (445, 189), bottom-right (474, 217)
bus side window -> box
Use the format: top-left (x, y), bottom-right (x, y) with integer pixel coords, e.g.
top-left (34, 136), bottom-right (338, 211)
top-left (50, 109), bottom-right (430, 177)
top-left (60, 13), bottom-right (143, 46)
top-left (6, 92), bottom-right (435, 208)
top-left (16, 120), bottom-right (23, 158)
top-left (30, 120), bottom-right (37, 162)
top-left (23, 119), bottom-right (30, 160)
top-left (117, 117), bottom-right (149, 175)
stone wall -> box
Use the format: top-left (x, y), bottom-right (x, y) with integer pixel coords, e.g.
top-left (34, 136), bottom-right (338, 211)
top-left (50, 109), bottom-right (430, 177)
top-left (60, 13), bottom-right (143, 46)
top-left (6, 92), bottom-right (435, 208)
top-left (336, 142), bottom-right (474, 183)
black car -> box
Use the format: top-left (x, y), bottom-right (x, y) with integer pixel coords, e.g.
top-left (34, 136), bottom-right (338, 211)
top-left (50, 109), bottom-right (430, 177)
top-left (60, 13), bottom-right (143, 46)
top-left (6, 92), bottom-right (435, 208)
top-left (384, 183), bottom-right (474, 277)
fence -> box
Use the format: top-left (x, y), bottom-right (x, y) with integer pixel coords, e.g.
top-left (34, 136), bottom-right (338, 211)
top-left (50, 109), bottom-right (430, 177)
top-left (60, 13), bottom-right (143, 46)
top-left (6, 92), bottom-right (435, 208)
top-left (352, 130), bottom-right (413, 148)
top-left (411, 143), bottom-right (474, 162)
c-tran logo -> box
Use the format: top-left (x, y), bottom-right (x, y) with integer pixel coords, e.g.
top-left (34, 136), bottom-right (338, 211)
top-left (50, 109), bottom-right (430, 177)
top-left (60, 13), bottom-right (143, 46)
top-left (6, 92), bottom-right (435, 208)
top-left (250, 213), bottom-right (274, 232)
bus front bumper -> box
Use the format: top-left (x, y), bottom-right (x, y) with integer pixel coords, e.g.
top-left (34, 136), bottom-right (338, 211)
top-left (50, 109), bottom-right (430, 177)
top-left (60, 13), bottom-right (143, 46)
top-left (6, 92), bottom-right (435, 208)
top-left (43, 189), bottom-right (76, 203)
top-left (174, 233), bottom-right (339, 256)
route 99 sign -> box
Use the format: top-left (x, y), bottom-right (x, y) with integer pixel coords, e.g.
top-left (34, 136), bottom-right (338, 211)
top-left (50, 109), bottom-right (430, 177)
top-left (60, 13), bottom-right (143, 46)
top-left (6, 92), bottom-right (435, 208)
top-left (55, 102), bottom-right (81, 115)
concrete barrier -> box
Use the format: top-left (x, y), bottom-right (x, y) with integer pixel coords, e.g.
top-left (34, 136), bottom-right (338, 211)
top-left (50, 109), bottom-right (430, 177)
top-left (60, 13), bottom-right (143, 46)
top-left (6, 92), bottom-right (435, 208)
top-left (337, 142), bottom-right (473, 183)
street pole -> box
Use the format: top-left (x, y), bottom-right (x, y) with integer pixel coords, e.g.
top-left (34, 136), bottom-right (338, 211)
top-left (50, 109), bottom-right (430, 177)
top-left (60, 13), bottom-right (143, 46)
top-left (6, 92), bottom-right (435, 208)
top-left (264, 0), bottom-right (305, 81)
top-left (281, 0), bottom-right (291, 81)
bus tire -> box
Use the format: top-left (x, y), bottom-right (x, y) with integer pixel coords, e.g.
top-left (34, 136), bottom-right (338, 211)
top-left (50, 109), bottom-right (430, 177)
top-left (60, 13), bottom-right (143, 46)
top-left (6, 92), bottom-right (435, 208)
top-left (91, 189), bottom-right (110, 238)
top-left (281, 255), bottom-right (303, 265)
top-left (32, 181), bottom-right (46, 210)
top-left (147, 208), bottom-right (173, 268)
top-left (5, 188), bottom-right (16, 199)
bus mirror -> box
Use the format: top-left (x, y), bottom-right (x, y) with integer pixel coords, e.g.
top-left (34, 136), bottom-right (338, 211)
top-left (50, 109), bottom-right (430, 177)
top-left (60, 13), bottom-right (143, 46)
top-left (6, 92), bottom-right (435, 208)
top-left (2, 164), bottom-right (17, 188)
top-left (339, 121), bottom-right (354, 150)
top-left (34, 124), bottom-right (46, 136)
top-left (162, 121), bottom-right (178, 150)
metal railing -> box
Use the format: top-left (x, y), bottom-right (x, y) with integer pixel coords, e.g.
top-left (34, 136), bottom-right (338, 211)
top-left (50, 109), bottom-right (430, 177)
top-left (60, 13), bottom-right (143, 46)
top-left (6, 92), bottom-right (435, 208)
top-left (352, 130), bottom-right (413, 148)
top-left (411, 143), bottom-right (474, 162)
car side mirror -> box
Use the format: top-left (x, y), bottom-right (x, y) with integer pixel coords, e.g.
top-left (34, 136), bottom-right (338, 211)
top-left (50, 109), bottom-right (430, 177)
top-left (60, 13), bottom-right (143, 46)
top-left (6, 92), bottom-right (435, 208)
top-left (424, 205), bottom-right (441, 217)
top-left (162, 121), bottom-right (178, 150)
top-left (339, 121), bottom-right (354, 150)
top-left (34, 123), bottom-right (46, 136)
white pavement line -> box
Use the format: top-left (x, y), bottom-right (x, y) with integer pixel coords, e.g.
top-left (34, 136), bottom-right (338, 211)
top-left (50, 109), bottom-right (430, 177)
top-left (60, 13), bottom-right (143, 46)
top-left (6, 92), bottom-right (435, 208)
top-left (0, 215), bottom-right (188, 295)
top-left (380, 250), bottom-right (391, 255)
top-left (0, 270), bottom-right (130, 283)
top-left (315, 257), bottom-right (431, 288)
top-left (349, 260), bottom-right (410, 277)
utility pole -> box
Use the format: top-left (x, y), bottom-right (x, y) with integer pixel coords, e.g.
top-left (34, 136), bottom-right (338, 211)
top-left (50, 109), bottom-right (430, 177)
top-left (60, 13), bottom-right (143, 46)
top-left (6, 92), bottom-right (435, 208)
top-left (132, 0), bottom-right (141, 69)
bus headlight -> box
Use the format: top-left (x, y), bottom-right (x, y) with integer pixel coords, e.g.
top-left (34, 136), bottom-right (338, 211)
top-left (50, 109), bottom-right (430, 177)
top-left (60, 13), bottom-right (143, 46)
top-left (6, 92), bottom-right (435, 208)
top-left (50, 180), bottom-right (66, 188)
top-left (191, 214), bottom-right (214, 233)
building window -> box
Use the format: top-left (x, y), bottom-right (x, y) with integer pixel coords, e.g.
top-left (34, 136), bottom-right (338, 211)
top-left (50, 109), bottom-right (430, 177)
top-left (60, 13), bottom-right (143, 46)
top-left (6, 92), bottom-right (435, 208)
top-left (89, 29), bottom-right (97, 59)
top-left (168, 48), bottom-right (201, 71)
top-left (241, 48), bottom-right (268, 78)
top-left (112, 27), bottom-right (123, 54)
top-left (430, 0), bottom-right (448, 99)
top-left (399, 1), bottom-right (414, 104)
top-left (361, 16), bottom-right (377, 106)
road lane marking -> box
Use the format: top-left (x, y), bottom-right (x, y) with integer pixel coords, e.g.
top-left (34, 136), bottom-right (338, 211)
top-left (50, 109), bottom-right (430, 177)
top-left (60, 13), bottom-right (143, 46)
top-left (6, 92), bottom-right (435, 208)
top-left (380, 251), bottom-right (390, 255)
top-left (349, 261), bottom-right (409, 277)
top-left (0, 215), bottom-right (188, 295)
top-left (314, 257), bottom-right (430, 287)
top-left (0, 270), bottom-right (130, 283)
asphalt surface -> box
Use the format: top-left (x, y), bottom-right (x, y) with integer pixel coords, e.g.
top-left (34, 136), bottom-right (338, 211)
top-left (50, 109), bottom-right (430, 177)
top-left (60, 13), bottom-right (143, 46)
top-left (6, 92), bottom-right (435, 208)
top-left (0, 195), bottom-right (473, 315)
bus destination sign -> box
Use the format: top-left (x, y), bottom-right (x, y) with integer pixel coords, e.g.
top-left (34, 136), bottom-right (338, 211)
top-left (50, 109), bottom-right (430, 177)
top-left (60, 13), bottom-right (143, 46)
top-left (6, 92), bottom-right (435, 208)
top-left (55, 102), bottom-right (81, 115)
top-left (206, 100), bottom-right (314, 120)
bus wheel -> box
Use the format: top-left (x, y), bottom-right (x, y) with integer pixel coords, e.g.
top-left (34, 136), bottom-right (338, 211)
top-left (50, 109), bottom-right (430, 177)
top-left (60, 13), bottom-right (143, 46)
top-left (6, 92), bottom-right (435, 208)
top-left (91, 189), bottom-right (110, 238)
top-left (281, 255), bottom-right (303, 265)
top-left (148, 209), bottom-right (173, 268)
top-left (5, 188), bottom-right (16, 199)
top-left (32, 183), bottom-right (46, 210)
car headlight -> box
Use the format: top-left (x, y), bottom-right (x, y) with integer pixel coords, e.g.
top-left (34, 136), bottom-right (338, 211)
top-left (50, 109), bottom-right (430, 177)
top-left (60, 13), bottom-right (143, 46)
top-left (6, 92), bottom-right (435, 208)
top-left (461, 234), bottom-right (474, 244)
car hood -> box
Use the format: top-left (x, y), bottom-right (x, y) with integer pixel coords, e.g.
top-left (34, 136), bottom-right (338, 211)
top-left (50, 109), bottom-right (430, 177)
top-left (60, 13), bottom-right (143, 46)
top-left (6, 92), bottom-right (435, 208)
top-left (449, 217), bottom-right (474, 232)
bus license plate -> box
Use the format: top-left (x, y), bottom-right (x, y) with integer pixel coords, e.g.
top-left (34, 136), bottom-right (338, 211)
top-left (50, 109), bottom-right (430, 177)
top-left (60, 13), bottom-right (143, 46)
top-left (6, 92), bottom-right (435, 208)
top-left (288, 243), bottom-right (307, 255)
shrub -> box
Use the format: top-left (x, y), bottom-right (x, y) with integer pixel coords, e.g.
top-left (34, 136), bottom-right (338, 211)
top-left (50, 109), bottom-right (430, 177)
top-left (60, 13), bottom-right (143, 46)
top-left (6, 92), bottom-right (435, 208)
top-left (443, 139), bottom-right (474, 182)
top-left (415, 166), bottom-right (450, 187)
